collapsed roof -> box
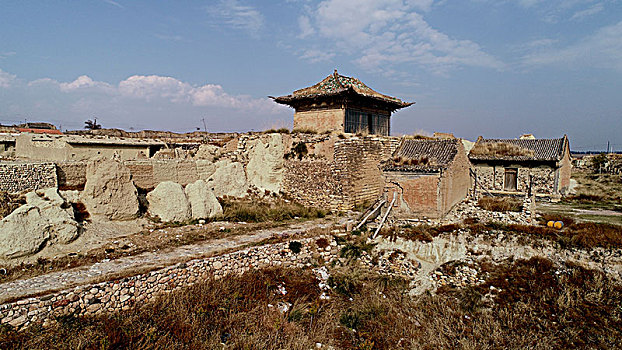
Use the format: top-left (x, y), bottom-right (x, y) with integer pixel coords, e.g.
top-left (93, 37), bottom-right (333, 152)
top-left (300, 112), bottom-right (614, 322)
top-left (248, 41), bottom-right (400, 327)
top-left (469, 135), bottom-right (569, 162)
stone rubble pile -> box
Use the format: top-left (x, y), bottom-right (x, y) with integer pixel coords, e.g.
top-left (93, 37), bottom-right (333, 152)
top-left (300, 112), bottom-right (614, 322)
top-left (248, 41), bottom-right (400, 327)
top-left (430, 260), bottom-right (486, 289)
top-left (359, 249), bottom-right (421, 279)
top-left (441, 197), bottom-right (534, 225)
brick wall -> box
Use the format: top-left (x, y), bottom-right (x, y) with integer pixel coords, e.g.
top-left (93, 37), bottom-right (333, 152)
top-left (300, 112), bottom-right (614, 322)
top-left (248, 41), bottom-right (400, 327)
top-left (0, 162), bottom-right (57, 193)
top-left (282, 160), bottom-right (344, 209)
top-left (385, 173), bottom-right (440, 217)
top-left (332, 137), bottom-right (400, 208)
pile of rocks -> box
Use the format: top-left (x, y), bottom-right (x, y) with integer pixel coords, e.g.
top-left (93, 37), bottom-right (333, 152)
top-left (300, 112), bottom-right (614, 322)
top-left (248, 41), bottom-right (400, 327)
top-left (442, 198), bottom-right (533, 225)
top-left (359, 249), bottom-right (421, 279)
top-left (429, 261), bottom-right (486, 289)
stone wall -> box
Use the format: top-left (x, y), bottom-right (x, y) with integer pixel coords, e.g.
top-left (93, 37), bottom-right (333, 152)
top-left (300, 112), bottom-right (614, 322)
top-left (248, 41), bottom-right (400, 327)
top-left (0, 162), bottom-right (57, 193)
top-left (471, 163), bottom-right (559, 195)
top-left (282, 136), bottom-right (399, 211)
top-left (282, 160), bottom-right (344, 209)
top-left (333, 137), bottom-right (400, 207)
top-left (0, 236), bottom-right (339, 330)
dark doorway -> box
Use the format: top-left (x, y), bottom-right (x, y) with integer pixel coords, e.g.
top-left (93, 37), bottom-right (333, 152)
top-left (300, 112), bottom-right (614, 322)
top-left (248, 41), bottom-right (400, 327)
top-left (504, 168), bottom-right (518, 191)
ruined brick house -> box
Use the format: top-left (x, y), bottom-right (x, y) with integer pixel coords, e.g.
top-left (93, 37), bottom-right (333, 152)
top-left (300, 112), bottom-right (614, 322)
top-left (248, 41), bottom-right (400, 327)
top-left (468, 135), bottom-right (572, 197)
top-left (382, 138), bottom-right (471, 218)
top-left (272, 70), bottom-right (413, 136)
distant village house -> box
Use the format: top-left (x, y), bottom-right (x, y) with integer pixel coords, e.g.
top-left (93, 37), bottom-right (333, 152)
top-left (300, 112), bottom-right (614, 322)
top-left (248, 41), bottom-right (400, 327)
top-left (468, 135), bottom-right (572, 197)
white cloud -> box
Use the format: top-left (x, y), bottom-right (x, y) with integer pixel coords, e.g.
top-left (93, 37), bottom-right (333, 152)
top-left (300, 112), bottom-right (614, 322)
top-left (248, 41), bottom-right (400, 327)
top-left (102, 0), bottom-right (123, 9)
top-left (299, 49), bottom-right (335, 63)
top-left (207, 0), bottom-right (264, 36)
top-left (0, 69), bottom-right (16, 88)
top-left (570, 3), bottom-right (604, 21)
top-left (299, 0), bottom-right (503, 74)
top-left (522, 20), bottom-right (622, 71)
top-left (0, 69), bottom-right (289, 132)
top-left (117, 74), bottom-right (278, 111)
top-left (298, 16), bottom-right (315, 38)
top-left (154, 34), bottom-right (187, 42)
top-left (60, 75), bottom-right (114, 92)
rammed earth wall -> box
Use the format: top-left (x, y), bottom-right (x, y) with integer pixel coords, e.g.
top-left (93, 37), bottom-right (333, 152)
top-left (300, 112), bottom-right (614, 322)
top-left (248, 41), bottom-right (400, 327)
top-left (0, 236), bottom-right (340, 331)
top-left (0, 162), bottom-right (57, 193)
top-left (282, 136), bottom-right (400, 211)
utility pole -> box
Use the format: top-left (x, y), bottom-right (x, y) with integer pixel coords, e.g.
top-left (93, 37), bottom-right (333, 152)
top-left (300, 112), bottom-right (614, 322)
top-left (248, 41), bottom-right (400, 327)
top-left (201, 118), bottom-right (207, 133)
top-left (607, 141), bottom-right (610, 154)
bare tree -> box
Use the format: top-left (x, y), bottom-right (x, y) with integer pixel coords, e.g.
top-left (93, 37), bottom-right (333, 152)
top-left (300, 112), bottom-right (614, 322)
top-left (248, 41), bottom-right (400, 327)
top-left (84, 118), bottom-right (102, 130)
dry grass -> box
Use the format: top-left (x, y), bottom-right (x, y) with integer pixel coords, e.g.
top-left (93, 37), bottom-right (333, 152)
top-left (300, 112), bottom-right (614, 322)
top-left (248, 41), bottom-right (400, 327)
top-left (390, 156), bottom-right (432, 167)
top-left (380, 224), bottom-right (460, 242)
top-left (3, 259), bottom-right (621, 349)
top-left (470, 142), bottom-right (535, 158)
top-left (262, 128), bottom-right (290, 134)
top-left (565, 169), bottom-right (622, 206)
top-left (291, 128), bottom-right (317, 134)
top-left (219, 198), bottom-right (328, 223)
top-left (464, 218), bottom-right (622, 250)
top-left (478, 196), bottom-right (522, 212)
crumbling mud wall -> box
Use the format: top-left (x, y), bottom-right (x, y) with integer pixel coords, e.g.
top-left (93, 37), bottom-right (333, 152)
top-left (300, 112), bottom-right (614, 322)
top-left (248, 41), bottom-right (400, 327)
top-left (0, 162), bottom-right (57, 193)
top-left (2, 133), bottom-right (402, 211)
top-left (281, 135), bottom-right (399, 210)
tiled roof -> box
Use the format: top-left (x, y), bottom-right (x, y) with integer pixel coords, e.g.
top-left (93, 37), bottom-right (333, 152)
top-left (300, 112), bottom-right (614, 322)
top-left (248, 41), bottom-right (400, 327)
top-left (272, 70), bottom-right (413, 109)
top-left (468, 136), bottom-right (568, 161)
top-left (384, 138), bottom-right (460, 172)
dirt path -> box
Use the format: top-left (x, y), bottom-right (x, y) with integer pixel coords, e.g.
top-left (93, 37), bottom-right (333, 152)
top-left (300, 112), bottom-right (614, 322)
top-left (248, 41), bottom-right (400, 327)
top-left (0, 216), bottom-right (351, 304)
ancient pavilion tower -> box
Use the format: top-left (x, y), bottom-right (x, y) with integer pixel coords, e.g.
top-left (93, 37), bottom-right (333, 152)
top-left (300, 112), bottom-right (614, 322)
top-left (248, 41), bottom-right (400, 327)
top-left (272, 70), bottom-right (413, 136)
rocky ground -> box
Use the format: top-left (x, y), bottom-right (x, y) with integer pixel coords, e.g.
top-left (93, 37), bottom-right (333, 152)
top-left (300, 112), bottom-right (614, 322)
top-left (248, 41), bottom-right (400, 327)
top-left (0, 215), bottom-right (352, 303)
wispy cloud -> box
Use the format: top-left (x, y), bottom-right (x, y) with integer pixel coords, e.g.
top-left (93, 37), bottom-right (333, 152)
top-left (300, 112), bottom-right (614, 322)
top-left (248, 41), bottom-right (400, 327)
top-left (154, 34), bottom-right (188, 42)
top-left (0, 51), bottom-right (16, 59)
top-left (102, 0), bottom-right (123, 9)
top-left (298, 49), bottom-right (335, 63)
top-left (570, 3), bottom-right (604, 21)
top-left (298, 0), bottom-right (503, 74)
top-left (207, 0), bottom-right (264, 36)
top-left (522, 20), bottom-right (622, 71)
top-left (0, 69), bottom-right (16, 88)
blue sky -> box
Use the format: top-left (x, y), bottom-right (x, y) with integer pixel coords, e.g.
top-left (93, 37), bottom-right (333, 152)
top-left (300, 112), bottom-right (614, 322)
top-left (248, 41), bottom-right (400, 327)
top-left (1, 0), bottom-right (621, 150)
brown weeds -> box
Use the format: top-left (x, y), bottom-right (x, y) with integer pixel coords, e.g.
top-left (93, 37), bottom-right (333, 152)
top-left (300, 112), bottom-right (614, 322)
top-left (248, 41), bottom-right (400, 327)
top-left (478, 196), bottom-right (522, 212)
top-left (470, 142), bottom-right (535, 158)
top-left (3, 260), bottom-right (620, 349)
